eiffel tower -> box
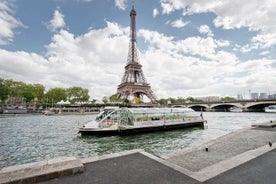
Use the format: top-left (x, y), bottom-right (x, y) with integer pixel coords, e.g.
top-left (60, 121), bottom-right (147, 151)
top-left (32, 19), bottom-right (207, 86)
top-left (117, 6), bottom-right (158, 104)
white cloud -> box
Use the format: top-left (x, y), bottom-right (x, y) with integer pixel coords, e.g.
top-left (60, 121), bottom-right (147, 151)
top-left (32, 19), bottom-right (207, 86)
top-left (215, 39), bottom-right (230, 47)
top-left (46, 9), bottom-right (66, 32)
top-left (0, 0), bottom-right (24, 45)
top-left (45, 21), bottom-right (129, 98)
top-left (0, 21), bottom-right (129, 100)
top-left (153, 8), bottom-right (159, 18)
top-left (198, 25), bottom-right (214, 37)
top-left (235, 43), bottom-right (259, 53)
top-left (161, 2), bottom-right (175, 14)
top-left (138, 29), bottom-right (175, 53)
top-left (171, 18), bottom-right (189, 28)
top-left (259, 51), bottom-right (269, 56)
top-left (138, 29), bottom-right (276, 98)
top-left (160, 0), bottom-right (276, 48)
top-left (0, 49), bottom-right (50, 84)
top-left (139, 29), bottom-right (232, 60)
top-left (251, 33), bottom-right (276, 49)
top-left (114, 0), bottom-right (127, 10)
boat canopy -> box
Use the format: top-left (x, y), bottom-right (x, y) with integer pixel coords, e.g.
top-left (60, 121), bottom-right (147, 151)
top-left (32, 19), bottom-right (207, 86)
top-left (128, 107), bottom-right (194, 114)
top-left (87, 107), bottom-right (201, 129)
top-left (95, 107), bottom-right (195, 122)
top-left (127, 107), bottom-right (195, 119)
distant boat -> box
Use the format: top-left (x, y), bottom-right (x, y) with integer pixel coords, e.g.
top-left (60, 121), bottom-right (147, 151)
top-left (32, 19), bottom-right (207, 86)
top-left (42, 107), bottom-right (99, 115)
top-left (264, 105), bottom-right (276, 113)
top-left (229, 107), bottom-right (243, 112)
top-left (78, 107), bottom-right (206, 135)
top-left (42, 108), bottom-right (56, 115)
top-left (3, 106), bottom-right (29, 114)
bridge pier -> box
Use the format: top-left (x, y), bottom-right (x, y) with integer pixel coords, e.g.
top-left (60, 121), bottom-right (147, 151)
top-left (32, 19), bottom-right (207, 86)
top-left (206, 108), bottom-right (214, 112)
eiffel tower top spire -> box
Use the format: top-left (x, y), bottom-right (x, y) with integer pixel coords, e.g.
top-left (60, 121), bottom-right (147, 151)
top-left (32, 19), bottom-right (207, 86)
top-left (128, 5), bottom-right (138, 64)
top-left (117, 7), bottom-right (158, 104)
top-left (130, 5), bottom-right (136, 42)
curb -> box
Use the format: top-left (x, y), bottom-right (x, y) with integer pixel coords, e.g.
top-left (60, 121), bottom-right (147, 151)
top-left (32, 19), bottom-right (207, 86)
top-left (0, 157), bottom-right (84, 184)
top-left (81, 149), bottom-right (144, 164)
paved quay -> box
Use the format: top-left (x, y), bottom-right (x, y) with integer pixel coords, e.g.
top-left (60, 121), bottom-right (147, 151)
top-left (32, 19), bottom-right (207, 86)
top-left (1, 121), bottom-right (275, 184)
top-left (42, 150), bottom-right (200, 184)
top-left (162, 126), bottom-right (276, 182)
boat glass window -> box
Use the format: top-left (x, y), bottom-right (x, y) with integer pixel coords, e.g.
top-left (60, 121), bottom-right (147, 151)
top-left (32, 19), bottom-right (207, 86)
top-left (96, 110), bottom-right (114, 121)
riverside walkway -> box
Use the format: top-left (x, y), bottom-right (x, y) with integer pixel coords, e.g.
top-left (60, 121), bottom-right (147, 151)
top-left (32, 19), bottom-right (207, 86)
top-left (1, 121), bottom-right (275, 184)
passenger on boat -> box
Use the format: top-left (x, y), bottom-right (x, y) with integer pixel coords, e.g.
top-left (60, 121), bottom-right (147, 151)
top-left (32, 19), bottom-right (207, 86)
top-left (107, 116), bottom-right (112, 126)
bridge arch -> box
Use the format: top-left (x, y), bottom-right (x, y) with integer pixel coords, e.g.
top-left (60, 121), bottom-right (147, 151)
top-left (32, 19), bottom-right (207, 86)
top-left (245, 102), bottom-right (276, 111)
top-left (210, 103), bottom-right (243, 112)
top-left (171, 105), bottom-right (187, 108)
top-left (188, 105), bottom-right (208, 111)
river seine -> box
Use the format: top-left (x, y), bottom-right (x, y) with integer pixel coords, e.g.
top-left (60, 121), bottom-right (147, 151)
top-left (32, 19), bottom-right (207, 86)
top-left (1, 112), bottom-right (276, 168)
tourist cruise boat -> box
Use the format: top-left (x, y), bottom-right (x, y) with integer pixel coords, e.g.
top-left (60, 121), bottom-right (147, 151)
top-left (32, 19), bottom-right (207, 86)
top-left (264, 105), bottom-right (276, 113)
top-left (78, 107), bottom-right (206, 135)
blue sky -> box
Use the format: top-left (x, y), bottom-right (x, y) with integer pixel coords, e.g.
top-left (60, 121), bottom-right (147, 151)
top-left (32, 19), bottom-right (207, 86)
top-left (0, 0), bottom-right (276, 100)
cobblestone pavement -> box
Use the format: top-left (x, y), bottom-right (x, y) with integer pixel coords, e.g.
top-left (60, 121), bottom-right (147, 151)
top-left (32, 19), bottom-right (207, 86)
top-left (163, 127), bottom-right (276, 172)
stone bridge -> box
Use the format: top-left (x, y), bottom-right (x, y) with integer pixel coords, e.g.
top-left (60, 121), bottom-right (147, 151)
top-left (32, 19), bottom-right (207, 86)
top-left (170, 99), bottom-right (276, 112)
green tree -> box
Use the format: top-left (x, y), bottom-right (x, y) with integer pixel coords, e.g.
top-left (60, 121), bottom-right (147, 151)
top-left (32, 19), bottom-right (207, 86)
top-left (5, 80), bottom-right (25, 97)
top-left (186, 97), bottom-right (195, 102)
top-left (21, 84), bottom-right (35, 103)
top-left (176, 97), bottom-right (186, 103)
top-left (221, 96), bottom-right (236, 101)
top-left (32, 84), bottom-right (45, 102)
top-left (45, 87), bottom-right (67, 103)
top-left (109, 94), bottom-right (120, 102)
top-left (168, 97), bottom-right (176, 104)
top-left (158, 98), bottom-right (168, 105)
top-left (194, 99), bottom-right (204, 103)
top-left (67, 86), bottom-right (90, 103)
top-left (0, 79), bottom-right (10, 102)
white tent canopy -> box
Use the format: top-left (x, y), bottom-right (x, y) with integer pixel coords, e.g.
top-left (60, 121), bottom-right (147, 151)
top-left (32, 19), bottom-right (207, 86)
top-left (57, 100), bottom-right (70, 105)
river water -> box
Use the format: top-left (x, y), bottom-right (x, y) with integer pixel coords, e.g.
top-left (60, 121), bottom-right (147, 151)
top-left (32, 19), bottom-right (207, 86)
top-left (1, 112), bottom-right (276, 168)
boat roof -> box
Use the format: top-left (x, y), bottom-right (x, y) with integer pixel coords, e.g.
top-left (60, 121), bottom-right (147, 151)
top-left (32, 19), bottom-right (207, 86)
top-left (126, 107), bottom-right (194, 114)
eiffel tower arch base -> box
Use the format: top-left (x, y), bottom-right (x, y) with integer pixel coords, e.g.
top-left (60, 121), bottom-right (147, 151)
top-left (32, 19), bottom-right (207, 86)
top-left (117, 83), bottom-right (158, 104)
